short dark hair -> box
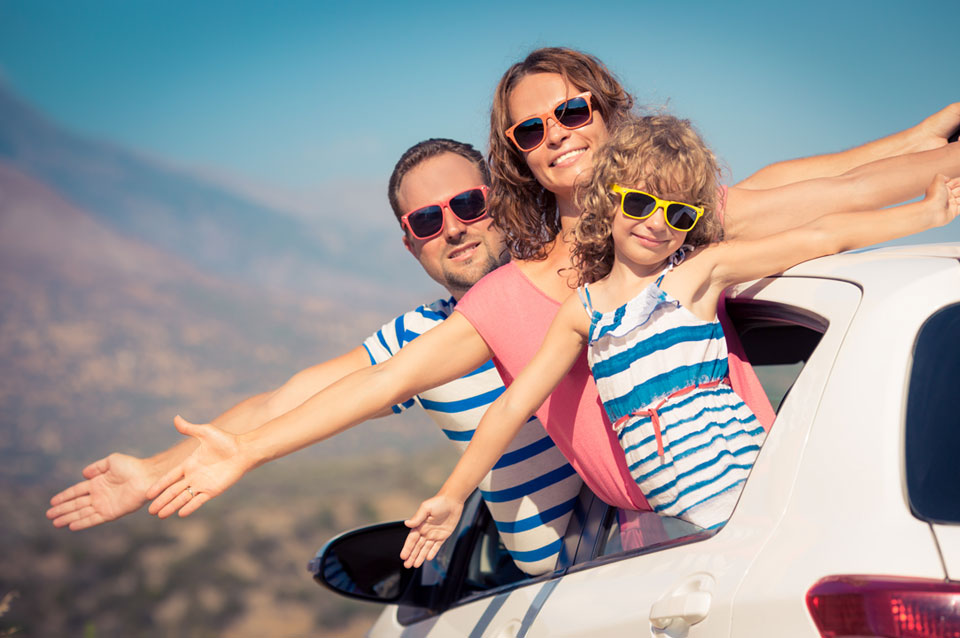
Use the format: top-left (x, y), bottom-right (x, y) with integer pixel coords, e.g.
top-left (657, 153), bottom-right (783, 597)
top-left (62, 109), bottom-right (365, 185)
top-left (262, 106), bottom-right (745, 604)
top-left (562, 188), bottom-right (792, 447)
top-left (388, 138), bottom-right (490, 221)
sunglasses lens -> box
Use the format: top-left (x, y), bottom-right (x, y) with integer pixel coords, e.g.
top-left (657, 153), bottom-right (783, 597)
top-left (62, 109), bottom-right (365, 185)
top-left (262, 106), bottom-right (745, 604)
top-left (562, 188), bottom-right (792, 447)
top-left (449, 188), bottom-right (487, 221)
top-left (513, 118), bottom-right (546, 151)
top-left (555, 97), bottom-right (591, 129)
top-left (407, 206), bottom-right (444, 238)
top-left (666, 204), bottom-right (699, 231)
top-left (622, 192), bottom-right (658, 219)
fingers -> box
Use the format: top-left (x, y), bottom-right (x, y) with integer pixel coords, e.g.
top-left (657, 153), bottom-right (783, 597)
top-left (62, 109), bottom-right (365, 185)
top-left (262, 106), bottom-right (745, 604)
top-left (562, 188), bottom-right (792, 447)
top-left (404, 538), bottom-right (444, 569)
top-left (49, 504), bottom-right (91, 527)
top-left (69, 512), bottom-right (106, 531)
top-left (49, 481), bottom-right (89, 508)
top-left (151, 480), bottom-right (207, 519)
top-left (178, 492), bottom-right (210, 517)
top-left (404, 503), bottom-right (431, 529)
top-left (148, 477), bottom-right (190, 516)
top-left (81, 456), bottom-right (111, 479)
top-left (145, 465), bottom-right (184, 500)
top-left (47, 493), bottom-right (92, 520)
top-left (173, 415), bottom-right (201, 438)
top-left (403, 534), bottom-right (430, 569)
top-left (400, 529), bottom-right (421, 561)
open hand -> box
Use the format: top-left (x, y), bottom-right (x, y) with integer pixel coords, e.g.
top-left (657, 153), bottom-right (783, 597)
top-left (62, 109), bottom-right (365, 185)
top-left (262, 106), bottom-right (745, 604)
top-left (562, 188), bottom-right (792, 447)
top-left (924, 174), bottom-right (960, 228)
top-left (914, 103), bottom-right (960, 150)
top-left (400, 495), bottom-right (463, 569)
top-left (145, 416), bottom-right (246, 518)
top-left (47, 453), bottom-right (156, 530)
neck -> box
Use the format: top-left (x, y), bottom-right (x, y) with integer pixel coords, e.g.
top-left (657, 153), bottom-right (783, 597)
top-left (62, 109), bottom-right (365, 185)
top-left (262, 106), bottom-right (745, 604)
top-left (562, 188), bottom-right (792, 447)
top-left (556, 192), bottom-right (581, 234)
top-left (611, 246), bottom-right (671, 283)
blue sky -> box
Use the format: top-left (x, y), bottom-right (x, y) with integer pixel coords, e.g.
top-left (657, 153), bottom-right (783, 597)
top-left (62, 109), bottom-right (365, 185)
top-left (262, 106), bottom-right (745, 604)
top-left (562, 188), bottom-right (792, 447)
top-left (0, 0), bottom-right (958, 241)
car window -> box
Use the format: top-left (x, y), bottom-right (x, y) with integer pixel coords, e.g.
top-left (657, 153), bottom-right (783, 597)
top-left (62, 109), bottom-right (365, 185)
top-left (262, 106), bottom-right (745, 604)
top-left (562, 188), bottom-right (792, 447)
top-left (724, 298), bottom-right (825, 413)
top-left (906, 303), bottom-right (960, 524)
top-left (589, 298), bottom-right (827, 561)
top-left (456, 507), bottom-right (530, 599)
top-left (396, 491), bottom-right (487, 625)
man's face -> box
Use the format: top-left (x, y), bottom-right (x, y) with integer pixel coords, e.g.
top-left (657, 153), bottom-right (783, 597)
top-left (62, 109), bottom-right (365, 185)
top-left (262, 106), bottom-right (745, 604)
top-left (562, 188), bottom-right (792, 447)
top-left (397, 153), bottom-right (508, 299)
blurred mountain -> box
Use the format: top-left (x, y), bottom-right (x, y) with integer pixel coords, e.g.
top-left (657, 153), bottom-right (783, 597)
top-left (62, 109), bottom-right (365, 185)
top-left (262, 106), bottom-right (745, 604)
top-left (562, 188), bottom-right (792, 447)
top-left (0, 159), bottom-right (397, 469)
top-left (0, 85), bottom-right (454, 638)
top-left (0, 84), bottom-right (431, 308)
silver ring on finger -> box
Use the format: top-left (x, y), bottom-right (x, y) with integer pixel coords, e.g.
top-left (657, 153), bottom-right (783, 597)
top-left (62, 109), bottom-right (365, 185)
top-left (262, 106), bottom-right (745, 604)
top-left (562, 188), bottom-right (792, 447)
top-left (186, 486), bottom-right (196, 498)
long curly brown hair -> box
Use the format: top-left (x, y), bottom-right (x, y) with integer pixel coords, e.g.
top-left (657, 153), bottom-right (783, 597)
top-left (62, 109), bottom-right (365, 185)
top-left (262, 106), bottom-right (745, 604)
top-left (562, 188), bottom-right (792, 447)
top-left (573, 114), bottom-right (724, 284)
top-left (488, 47), bottom-right (634, 261)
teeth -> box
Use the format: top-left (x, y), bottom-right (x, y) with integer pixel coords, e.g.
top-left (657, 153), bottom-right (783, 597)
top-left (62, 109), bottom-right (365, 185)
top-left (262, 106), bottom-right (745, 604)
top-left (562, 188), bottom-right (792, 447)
top-left (552, 148), bottom-right (585, 166)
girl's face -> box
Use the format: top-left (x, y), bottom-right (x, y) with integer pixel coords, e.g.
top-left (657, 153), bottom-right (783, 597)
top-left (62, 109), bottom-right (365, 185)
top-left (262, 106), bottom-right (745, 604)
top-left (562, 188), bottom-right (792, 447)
top-left (611, 186), bottom-right (689, 270)
top-left (506, 72), bottom-right (608, 201)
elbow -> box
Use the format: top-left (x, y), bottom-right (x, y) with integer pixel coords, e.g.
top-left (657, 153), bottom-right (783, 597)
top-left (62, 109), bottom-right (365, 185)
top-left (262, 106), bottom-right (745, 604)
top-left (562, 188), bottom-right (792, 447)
top-left (804, 223), bottom-right (849, 257)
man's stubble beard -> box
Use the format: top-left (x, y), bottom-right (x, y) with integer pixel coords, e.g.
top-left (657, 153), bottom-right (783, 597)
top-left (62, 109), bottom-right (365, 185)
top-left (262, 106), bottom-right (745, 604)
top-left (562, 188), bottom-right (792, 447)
top-left (443, 241), bottom-right (510, 298)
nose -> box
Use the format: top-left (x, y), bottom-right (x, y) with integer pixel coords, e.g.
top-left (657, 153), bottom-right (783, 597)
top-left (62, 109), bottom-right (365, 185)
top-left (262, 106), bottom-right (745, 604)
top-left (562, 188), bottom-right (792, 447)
top-left (543, 116), bottom-right (570, 147)
top-left (645, 207), bottom-right (668, 232)
top-left (442, 206), bottom-right (467, 240)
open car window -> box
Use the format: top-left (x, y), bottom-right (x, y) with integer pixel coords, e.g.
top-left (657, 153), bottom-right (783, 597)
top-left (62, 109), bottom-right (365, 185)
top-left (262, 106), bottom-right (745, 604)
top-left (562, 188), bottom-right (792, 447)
top-left (588, 296), bottom-right (828, 562)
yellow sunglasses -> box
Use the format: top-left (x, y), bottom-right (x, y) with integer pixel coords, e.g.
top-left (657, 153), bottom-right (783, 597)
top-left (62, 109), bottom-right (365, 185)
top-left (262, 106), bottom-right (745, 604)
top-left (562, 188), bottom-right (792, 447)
top-left (611, 185), bottom-right (704, 232)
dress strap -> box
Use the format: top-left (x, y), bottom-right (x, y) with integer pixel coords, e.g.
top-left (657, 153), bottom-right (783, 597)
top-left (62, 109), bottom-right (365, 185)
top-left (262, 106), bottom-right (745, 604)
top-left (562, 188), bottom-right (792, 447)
top-left (576, 284), bottom-right (595, 319)
top-left (655, 244), bottom-right (695, 287)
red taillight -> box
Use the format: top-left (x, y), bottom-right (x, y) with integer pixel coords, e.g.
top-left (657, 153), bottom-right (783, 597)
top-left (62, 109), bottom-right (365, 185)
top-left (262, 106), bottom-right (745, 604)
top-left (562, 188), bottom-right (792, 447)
top-left (806, 576), bottom-right (960, 637)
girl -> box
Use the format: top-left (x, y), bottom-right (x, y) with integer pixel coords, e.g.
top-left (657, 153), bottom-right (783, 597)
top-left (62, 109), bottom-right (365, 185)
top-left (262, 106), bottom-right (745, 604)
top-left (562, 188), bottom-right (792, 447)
top-left (399, 113), bottom-right (960, 568)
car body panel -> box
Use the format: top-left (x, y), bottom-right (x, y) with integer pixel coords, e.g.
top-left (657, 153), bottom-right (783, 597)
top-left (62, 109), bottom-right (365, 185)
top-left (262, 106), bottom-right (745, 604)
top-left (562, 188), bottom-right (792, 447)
top-left (319, 246), bottom-right (960, 638)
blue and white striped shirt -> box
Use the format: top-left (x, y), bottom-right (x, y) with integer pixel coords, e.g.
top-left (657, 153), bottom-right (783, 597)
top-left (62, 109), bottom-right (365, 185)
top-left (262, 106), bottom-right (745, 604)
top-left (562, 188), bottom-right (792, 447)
top-left (363, 297), bottom-right (582, 575)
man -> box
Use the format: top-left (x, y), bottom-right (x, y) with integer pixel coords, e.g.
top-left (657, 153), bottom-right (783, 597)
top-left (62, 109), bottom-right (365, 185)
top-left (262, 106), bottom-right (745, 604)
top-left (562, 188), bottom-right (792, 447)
top-left (47, 138), bottom-right (583, 576)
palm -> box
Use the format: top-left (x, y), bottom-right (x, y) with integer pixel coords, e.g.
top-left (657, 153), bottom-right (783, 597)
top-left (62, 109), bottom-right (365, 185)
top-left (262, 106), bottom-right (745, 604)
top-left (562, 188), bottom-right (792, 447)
top-left (147, 419), bottom-right (244, 518)
top-left (401, 496), bottom-right (463, 568)
top-left (88, 455), bottom-right (153, 519)
top-left (418, 499), bottom-right (460, 539)
top-left (180, 431), bottom-right (244, 497)
top-left (47, 453), bottom-right (155, 530)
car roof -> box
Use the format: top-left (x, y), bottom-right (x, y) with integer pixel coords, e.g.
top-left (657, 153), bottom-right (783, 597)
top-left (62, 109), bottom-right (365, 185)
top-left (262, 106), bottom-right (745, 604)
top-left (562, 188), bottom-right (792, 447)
top-left (775, 242), bottom-right (960, 284)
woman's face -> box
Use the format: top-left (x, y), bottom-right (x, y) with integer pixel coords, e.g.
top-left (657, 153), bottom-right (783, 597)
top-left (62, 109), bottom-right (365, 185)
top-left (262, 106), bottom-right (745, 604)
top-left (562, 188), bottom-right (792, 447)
top-left (506, 72), bottom-right (608, 201)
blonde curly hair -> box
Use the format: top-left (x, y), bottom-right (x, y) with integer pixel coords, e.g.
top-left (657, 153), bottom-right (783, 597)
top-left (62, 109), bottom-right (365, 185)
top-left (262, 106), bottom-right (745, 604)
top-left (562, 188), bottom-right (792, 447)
top-left (573, 113), bottom-right (724, 283)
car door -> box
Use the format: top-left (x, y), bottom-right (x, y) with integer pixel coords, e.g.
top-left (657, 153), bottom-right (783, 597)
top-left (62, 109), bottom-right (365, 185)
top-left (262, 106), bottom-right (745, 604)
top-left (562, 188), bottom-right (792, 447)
top-left (515, 276), bottom-right (862, 638)
top-left (367, 486), bottom-right (595, 638)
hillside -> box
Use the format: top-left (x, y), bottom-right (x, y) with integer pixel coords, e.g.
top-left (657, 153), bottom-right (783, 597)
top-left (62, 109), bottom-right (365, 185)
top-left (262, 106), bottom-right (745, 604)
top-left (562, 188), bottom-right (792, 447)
top-left (0, 85), bottom-right (457, 637)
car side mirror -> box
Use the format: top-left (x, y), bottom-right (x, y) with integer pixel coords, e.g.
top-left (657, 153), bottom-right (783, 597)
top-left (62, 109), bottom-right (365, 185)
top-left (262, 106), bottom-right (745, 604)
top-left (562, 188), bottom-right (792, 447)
top-left (308, 521), bottom-right (416, 604)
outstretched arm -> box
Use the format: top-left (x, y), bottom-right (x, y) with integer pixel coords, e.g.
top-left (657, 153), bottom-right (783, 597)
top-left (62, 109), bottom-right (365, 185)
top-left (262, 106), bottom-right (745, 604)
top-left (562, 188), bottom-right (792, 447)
top-left (400, 299), bottom-right (588, 569)
top-left (46, 346), bottom-right (373, 530)
top-left (685, 175), bottom-right (960, 321)
top-left (736, 103), bottom-right (960, 190)
top-left (723, 140), bottom-right (960, 240)
top-left (146, 313), bottom-right (493, 518)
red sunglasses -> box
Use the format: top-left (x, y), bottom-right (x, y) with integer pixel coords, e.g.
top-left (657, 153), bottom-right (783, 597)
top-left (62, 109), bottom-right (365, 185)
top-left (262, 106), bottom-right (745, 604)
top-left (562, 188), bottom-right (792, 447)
top-left (400, 186), bottom-right (489, 240)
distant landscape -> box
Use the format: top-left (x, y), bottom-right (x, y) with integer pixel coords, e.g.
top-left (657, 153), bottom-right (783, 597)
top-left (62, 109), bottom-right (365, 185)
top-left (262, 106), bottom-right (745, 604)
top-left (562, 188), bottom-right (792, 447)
top-left (0, 84), bottom-right (455, 637)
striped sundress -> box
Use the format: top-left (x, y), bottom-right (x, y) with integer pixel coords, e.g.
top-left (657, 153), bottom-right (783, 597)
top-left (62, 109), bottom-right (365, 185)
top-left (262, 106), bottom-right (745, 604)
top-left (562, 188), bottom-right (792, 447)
top-left (579, 260), bottom-right (766, 530)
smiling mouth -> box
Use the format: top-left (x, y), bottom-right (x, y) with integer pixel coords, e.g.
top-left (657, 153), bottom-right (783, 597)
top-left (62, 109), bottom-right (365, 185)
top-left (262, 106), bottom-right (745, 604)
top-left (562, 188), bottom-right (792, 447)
top-left (447, 241), bottom-right (480, 260)
top-left (550, 148), bottom-right (586, 167)
top-left (633, 233), bottom-right (665, 246)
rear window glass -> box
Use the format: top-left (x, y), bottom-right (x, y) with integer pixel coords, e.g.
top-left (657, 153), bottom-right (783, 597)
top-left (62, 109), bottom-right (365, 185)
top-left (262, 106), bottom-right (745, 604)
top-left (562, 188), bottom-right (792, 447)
top-left (906, 303), bottom-right (960, 524)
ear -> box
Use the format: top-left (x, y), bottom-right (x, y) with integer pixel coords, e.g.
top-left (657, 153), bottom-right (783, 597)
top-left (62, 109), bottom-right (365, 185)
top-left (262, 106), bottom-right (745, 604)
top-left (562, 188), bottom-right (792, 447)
top-left (402, 233), bottom-right (417, 257)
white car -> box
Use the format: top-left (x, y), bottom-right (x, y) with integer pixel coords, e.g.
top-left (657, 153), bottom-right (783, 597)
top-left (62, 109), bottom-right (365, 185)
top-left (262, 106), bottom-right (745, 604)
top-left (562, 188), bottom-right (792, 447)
top-left (310, 244), bottom-right (960, 638)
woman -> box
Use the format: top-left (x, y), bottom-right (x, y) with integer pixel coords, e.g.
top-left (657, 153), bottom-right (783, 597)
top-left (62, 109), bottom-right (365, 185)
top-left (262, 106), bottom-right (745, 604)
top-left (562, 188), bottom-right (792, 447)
top-left (146, 48), bottom-right (960, 527)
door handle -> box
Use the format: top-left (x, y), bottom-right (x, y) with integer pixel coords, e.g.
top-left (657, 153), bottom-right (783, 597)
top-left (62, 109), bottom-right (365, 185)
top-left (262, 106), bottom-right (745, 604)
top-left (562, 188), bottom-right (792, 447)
top-left (649, 591), bottom-right (711, 630)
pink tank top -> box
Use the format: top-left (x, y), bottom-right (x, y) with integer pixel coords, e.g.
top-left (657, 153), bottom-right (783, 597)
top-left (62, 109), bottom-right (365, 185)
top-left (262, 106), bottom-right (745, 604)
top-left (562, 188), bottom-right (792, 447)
top-left (457, 262), bottom-right (652, 510)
